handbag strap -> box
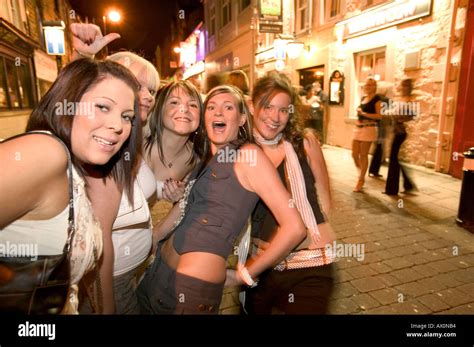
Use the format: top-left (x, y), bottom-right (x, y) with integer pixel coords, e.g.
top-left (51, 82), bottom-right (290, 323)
top-left (2, 130), bottom-right (76, 258)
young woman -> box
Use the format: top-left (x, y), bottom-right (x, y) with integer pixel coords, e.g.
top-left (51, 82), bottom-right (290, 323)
top-left (243, 74), bottom-right (336, 314)
top-left (0, 59), bottom-right (141, 314)
top-left (144, 80), bottom-right (205, 204)
top-left (70, 23), bottom-right (161, 313)
top-left (136, 85), bottom-right (306, 314)
top-left (384, 78), bottom-right (416, 195)
top-left (351, 78), bottom-right (383, 192)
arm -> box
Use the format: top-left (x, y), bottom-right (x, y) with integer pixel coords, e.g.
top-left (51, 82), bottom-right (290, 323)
top-left (70, 23), bottom-right (120, 60)
top-left (85, 176), bottom-right (122, 314)
top-left (304, 132), bottom-right (331, 219)
top-left (358, 100), bottom-right (383, 120)
top-left (236, 145), bottom-right (306, 280)
top-left (152, 202), bottom-right (181, 245)
top-left (0, 134), bottom-right (68, 228)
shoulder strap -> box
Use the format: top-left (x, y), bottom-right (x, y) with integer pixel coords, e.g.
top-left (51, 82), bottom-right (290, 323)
top-left (2, 131), bottom-right (76, 257)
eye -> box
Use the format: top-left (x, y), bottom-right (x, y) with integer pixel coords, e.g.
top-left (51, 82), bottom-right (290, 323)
top-left (149, 89), bottom-right (156, 96)
top-left (189, 102), bottom-right (199, 109)
top-left (264, 104), bottom-right (273, 111)
top-left (224, 105), bottom-right (234, 111)
top-left (96, 104), bottom-right (110, 112)
top-left (122, 114), bottom-right (135, 122)
top-left (206, 105), bottom-right (215, 111)
top-left (169, 100), bottom-right (179, 105)
top-left (280, 108), bottom-right (289, 114)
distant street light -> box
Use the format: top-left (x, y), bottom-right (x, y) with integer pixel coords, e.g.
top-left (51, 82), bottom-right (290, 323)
top-left (108, 10), bottom-right (121, 23)
top-left (102, 10), bottom-right (122, 56)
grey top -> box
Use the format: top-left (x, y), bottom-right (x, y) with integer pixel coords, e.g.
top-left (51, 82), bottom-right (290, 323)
top-left (172, 143), bottom-right (259, 259)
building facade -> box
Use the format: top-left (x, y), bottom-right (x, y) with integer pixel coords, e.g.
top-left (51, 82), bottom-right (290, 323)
top-left (0, 0), bottom-right (74, 140)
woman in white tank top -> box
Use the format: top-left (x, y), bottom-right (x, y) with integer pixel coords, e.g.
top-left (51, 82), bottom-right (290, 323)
top-left (0, 59), bottom-right (141, 314)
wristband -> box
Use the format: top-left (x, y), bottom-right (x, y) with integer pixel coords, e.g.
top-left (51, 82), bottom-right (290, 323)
top-left (74, 48), bottom-right (95, 60)
top-left (238, 265), bottom-right (258, 288)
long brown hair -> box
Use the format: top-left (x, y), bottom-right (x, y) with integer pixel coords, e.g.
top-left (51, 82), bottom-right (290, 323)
top-left (26, 58), bottom-right (141, 202)
top-left (252, 73), bottom-right (307, 157)
top-left (144, 80), bottom-right (206, 167)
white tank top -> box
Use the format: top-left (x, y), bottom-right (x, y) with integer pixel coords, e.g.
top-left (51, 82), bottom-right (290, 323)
top-left (112, 160), bottom-right (156, 276)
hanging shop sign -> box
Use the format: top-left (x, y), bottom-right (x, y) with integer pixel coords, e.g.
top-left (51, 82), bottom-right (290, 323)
top-left (259, 23), bottom-right (283, 34)
top-left (259, 0), bottom-right (282, 21)
top-left (337, 0), bottom-right (432, 40)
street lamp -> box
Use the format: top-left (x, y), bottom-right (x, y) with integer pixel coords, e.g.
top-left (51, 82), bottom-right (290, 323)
top-left (102, 10), bottom-right (121, 55)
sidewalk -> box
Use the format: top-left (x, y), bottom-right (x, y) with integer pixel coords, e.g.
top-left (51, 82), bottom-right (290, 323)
top-left (323, 145), bottom-right (474, 314)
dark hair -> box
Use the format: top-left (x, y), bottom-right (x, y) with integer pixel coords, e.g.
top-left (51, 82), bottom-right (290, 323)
top-left (203, 85), bottom-right (254, 156)
top-left (205, 73), bottom-right (224, 93)
top-left (227, 70), bottom-right (250, 95)
top-left (252, 74), bottom-right (307, 157)
top-left (26, 58), bottom-right (141, 203)
top-left (144, 80), bottom-right (206, 167)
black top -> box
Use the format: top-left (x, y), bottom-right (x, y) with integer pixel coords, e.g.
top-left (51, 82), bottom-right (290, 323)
top-left (359, 94), bottom-right (382, 122)
top-left (172, 143), bottom-right (259, 259)
top-left (251, 155), bottom-right (325, 242)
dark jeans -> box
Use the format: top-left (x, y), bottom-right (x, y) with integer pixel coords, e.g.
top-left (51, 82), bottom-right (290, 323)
top-left (385, 132), bottom-right (414, 195)
top-left (245, 263), bottom-right (334, 314)
top-left (136, 246), bottom-right (224, 315)
top-left (369, 143), bottom-right (383, 175)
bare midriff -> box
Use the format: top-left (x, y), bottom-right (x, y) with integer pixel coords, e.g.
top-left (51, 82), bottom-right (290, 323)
top-left (161, 234), bottom-right (227, 283)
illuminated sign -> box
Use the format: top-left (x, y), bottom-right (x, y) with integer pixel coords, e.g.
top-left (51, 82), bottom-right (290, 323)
top-left (337, 0), bottom-right (432, 40)
top-left (44, 27), bottom-right (65, 55)
top-left (259, 0), bottom-right (282, 21)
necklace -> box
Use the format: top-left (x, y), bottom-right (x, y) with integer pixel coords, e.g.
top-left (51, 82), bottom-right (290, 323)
top-left (163, 142), bottom-right (190, 168)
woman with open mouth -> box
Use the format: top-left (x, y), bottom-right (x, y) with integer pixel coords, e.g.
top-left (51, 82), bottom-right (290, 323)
top-left (245, 74), bottom-right (336, 314)
top-left (137, 85), bottom-right (306, 314)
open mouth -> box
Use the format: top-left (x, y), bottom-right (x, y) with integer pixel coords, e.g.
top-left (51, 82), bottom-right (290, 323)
top-left (175, 116), bottom-right (192, 122)
top-left (264, 122), bottom-right (280, 130)
top-left (212, 121), bottom-right (227, 132)
top-left (93, 135), bottom-right (118, 148)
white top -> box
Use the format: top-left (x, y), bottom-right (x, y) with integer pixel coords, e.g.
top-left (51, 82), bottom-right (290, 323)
top-left (0, 165), bottom-right (103, 314)
top-left (112, 160), bottom-right (156, 276)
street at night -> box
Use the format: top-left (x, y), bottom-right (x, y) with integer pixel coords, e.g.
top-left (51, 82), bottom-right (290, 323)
top-left (1, 0), bottom-right (474, 345)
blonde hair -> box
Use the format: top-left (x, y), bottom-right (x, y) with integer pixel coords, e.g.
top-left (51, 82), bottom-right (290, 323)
top-left (107, 51), bottom-right (160, 94)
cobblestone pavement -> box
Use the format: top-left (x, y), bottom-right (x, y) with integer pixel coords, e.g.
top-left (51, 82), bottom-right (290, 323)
top-left (323, 145), bottom-right (474, 314)
top-left (150, 145), bottom-right (474, 314)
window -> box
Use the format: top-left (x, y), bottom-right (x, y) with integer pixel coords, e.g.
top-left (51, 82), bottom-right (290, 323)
top-left (330, 0), bottom-right (341, 18)
top-left (295, 0), bottom-right (310, 33)
top-left (356, 49), bottom-right (386, 82)
top-left (222, 0), bottom-right (232, 27)
top-left (240, 0), bottom-right (251, 12)
top-left (0, 55), bottom-right (34, 110)
top-left (209, 4), bottom-right (216, 36)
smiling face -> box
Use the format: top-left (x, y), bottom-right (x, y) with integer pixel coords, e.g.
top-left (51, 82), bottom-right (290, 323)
top-left (205, 91), bottom-right (246, 152)
top-left (128, 63), bottom-right (157, 122)
top-left (162, 86), bottom-right (200, 136)
top-left (253, 91), bottom-right (291, 141)
top-left (71, 75), bottom-right (136, 165)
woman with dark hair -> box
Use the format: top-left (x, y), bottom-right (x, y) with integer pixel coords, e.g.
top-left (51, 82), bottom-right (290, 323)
top-left (144, 80), bottom-right (205, 204)
top-left (137, 85), bottom-right (306, 314)
top-left (0, 58), bottom-right (141, 314)
top-left (244, 74), bottom-right (336, 314)
top-left (384, 78), bottom-right (416, 195)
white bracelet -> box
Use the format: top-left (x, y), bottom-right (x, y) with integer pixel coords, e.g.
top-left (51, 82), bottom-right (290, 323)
top-left (74, 48), bottom-right (95, 60)
top-left (238, 266), bottom-right (258, 288)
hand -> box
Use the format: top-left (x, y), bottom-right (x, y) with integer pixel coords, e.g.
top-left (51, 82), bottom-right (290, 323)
top-left (162, 179), bottom-right (186, 203)
top-left (70, 23), bottom-right (120, 56)
top-left (356, 107), bottom-right (363, 116)
top-left (224, 269), bottom-right (243, 287)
